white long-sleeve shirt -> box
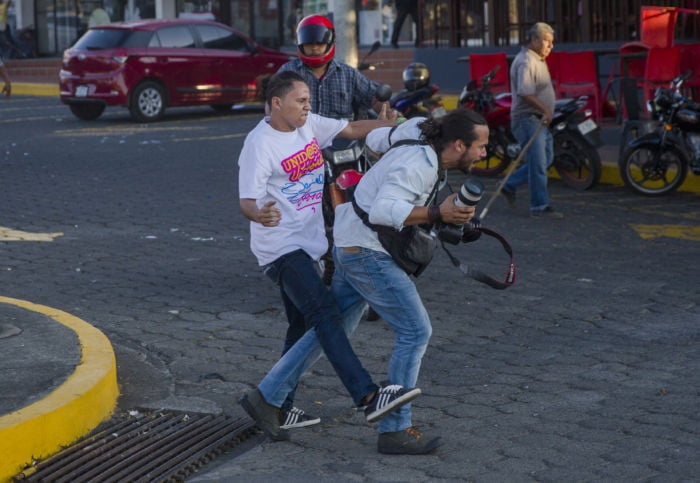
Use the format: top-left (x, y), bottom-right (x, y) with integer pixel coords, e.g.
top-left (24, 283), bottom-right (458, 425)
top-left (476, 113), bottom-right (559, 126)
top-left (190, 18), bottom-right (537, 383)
top-left (333, 140), bottom-right (442, 254)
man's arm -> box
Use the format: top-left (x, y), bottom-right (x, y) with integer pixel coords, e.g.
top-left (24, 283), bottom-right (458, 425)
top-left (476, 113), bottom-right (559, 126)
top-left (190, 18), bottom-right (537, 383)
top-left (240, 199), bottom-right (281, 227)
top-left (337, 104), bottom-right (398, 139)
top-left (403, 194), bottom-right (475, 226)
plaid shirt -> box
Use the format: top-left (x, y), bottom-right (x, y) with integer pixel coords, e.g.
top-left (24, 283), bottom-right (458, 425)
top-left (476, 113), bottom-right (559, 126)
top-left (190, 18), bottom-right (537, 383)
top-left (278, 58), bottom-right (378, 120)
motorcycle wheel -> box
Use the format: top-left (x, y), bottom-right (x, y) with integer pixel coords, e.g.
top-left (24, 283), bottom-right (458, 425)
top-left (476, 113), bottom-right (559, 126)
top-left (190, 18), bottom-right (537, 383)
top-left (469, 129), bottom-right (513, 177)
top-left (619, 142), bottom-right (688, 196)
top-left (553, 130), bottom-right (601, 190)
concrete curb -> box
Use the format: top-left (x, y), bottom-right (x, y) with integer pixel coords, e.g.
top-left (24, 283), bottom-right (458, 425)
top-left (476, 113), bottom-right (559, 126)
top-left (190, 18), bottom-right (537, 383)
top-left (13, 82), bottom-right (59, 97)
top-left (0, 297), bottom-right (118, 482)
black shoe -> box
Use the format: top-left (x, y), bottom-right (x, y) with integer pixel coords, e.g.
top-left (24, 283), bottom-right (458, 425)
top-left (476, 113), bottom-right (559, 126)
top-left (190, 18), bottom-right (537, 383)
top-left (364, 384), bottom-right (421, 423)
top-left (378, 426), bottom-right (442, 455)
top-left (279, 406), bottom-right (321, 430)
top-left (530, 206), bottom-right (564, 219)
top-left (391, 41), bottom-right (399, 49)
top-left (239, 388), bottom-right (290, 441)
top-left (501, 188), bottom-right (516, 208)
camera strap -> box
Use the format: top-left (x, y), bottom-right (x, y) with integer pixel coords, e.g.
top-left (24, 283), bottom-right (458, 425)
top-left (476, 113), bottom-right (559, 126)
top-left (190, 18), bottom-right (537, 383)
top-left (440, 227), bottom-right (516, 290)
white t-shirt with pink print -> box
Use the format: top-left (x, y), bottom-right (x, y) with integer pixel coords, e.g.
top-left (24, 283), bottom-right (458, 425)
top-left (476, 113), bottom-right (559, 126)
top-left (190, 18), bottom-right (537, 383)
top-left (238, 113), bottom-right (347, 266)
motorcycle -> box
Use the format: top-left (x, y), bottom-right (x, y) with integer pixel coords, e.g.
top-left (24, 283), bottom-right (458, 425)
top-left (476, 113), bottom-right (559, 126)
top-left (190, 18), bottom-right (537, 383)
top-left (460, 66), bottom-right (603, 190)
top-left (390, 62), bottom-right (447, 119)
top-left (619, 70), bottom-right (700, 196)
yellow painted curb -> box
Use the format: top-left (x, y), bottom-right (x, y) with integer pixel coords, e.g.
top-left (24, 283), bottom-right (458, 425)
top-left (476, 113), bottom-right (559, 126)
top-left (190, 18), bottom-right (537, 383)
top-left (13, 82), bottom-right (59, 97)
top-left (0, 296), bottom-right (118, 482)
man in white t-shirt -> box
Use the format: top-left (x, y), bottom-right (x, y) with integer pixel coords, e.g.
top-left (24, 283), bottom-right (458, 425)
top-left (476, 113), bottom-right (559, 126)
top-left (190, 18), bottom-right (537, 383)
top-left (237, 71), bottom-right (421, 441)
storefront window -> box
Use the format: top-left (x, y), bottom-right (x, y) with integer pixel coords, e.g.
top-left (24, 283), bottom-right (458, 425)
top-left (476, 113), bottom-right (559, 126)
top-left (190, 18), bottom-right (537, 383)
top-left (36, 0), bottom-right (81, 54)
top-left (229, 0), bottom-right (250, 36)
top-left (177, 0), bottom-right (221, 21)
top-left (252, 0), bottom-right (279, 47)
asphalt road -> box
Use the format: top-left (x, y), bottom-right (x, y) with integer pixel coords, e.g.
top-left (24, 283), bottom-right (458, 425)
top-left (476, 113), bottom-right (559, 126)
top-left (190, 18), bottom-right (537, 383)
top-left (2, 96), bottom-right (700, 481)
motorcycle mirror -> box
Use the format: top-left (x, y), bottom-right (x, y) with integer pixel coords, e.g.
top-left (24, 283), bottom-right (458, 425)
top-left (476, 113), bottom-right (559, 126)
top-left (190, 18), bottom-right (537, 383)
top-left (358, 41), bottom-right (382, 70)
top-left (375, 84), bottom-right (392, 102)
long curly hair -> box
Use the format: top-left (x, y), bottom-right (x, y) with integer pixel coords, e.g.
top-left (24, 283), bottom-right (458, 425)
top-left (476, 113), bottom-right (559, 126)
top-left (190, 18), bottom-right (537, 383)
top-left (418, 109), bottom-right (487, 154)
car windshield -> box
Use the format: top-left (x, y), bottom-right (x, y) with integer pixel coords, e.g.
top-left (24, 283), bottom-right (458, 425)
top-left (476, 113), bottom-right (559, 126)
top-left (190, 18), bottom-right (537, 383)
top-left (72, 29), bottom-right (152, 50)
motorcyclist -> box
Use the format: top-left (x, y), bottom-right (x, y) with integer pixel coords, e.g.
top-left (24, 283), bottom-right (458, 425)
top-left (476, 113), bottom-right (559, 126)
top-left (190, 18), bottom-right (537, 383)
top-left (277, 14), bottom-right (389, 120)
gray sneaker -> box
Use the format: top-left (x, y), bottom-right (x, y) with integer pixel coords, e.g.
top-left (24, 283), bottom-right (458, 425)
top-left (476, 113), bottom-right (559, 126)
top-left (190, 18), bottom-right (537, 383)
top-left (530, 206), bottom-right (564, 218)
top-left (501, 188), bottom-right (516, 208)
top-left (378, 426), bottom-right (442, 455)
top-left (239, 388), bottom-right (290, 441)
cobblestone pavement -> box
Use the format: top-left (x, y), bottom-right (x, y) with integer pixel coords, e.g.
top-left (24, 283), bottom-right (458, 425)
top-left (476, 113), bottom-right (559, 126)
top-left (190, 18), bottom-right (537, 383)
top-left (2, 97), bottom-right (699, 481)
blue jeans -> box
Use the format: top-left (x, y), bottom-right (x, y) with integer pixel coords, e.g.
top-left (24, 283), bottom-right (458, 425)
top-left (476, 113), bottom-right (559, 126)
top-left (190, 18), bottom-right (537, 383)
top-left (332, 246), bottom-right (432, 434)
top-left (258, 249), bottom-right (377, 407)
top-left (504, 114), bottom-right (554, 211)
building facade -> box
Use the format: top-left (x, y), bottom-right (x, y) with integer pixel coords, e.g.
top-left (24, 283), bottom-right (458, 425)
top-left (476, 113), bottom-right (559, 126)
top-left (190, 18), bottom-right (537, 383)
top-left (3, 0), bottom-right (699, 58)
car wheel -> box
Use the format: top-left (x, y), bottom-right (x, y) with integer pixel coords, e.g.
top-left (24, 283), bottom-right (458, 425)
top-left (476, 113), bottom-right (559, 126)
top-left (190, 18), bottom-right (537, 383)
top-left (129, 81), bottom-right (166, 122)
top-left (69, 103), bottom-right (105, 121)
top-left (210, 104), bottom-right (234, 113)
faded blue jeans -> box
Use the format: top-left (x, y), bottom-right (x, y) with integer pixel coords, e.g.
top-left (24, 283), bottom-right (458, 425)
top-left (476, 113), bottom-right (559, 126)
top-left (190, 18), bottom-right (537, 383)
top-left (504, 114), bottom-right (554, 212)
top-left (258, 249), bottom-right (377, 407)
top-left (332, 246), bottom-right (432, 434)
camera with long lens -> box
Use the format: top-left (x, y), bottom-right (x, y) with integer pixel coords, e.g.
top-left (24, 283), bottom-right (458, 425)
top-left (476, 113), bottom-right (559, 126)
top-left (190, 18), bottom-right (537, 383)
top-left (436, 177), bottom-right (484, 245)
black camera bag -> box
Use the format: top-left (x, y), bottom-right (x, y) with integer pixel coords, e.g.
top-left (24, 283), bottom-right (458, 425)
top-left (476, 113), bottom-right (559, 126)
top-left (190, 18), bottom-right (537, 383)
top-left (352, 199), bottom-right (436, 277)
top-left (350, 137), bottom-right (441, 277)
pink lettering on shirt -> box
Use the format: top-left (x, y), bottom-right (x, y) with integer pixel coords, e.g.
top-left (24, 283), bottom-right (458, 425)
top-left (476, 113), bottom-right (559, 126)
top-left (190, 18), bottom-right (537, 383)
top-left (280, 138), bottom-right (325, 211)
top-left (281, 138), bottom-right (323, 182)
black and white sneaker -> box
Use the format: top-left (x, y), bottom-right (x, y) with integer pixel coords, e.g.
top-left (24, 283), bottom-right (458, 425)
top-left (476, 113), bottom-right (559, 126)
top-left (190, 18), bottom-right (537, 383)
top-left (364, 384), bottom-right (421, 423)
top-left (279, 407), bottom-right (321, 430)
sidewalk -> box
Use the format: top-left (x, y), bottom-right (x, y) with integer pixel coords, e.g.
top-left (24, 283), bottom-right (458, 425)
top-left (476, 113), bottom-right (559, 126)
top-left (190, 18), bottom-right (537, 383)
top-left (0, 297), bottom-right (118, 482)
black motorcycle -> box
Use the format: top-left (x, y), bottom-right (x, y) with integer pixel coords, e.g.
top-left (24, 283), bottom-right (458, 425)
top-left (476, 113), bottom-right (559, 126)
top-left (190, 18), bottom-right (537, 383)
top-left (619, 70), bottom-right (700, 196)
top-left (550, 96), bottom-right (603, 190)
top-left (461, 66), bottom-right (602, 190)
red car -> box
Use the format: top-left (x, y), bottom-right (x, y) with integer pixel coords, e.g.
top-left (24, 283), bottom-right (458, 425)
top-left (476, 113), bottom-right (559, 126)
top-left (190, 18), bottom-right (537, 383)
top-left (59, 19), bottom-right (293, 122)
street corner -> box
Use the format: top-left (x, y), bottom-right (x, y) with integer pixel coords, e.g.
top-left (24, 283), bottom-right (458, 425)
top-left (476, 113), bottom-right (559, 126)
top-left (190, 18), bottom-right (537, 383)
top-left (0, 296), bottom-right (118, 482)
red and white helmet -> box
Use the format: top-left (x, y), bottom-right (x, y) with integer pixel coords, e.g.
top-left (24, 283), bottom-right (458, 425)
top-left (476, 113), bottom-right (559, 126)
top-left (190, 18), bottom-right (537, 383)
top-left (296, 14), bottom-right (336, 67)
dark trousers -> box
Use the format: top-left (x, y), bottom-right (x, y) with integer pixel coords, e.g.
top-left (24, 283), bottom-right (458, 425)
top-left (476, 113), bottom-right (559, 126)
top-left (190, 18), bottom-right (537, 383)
top-left (391, 0), bottom-right (419, 45)
top-left (264, 249), bottom-right (377, 408)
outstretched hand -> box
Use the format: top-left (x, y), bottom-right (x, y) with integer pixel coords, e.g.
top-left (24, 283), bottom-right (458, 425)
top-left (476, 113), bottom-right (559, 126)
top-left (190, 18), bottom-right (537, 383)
top-left (376, 101), bottom-right (398, 122)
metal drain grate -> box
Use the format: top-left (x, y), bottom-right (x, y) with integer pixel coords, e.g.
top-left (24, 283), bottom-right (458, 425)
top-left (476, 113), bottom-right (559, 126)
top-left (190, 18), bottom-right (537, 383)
top-left (14, 409), bottom-right (260, 482)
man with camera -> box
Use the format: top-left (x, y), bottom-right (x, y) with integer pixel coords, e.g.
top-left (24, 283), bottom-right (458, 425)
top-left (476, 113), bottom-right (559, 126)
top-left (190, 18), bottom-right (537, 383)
top-left (331, 109), bottom-right (489, 454)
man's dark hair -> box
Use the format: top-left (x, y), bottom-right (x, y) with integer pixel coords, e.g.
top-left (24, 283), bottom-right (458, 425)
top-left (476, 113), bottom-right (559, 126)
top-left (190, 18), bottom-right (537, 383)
top-left (265, 71), bottom-right (307, 106)
top-left (419, 109), bottom-right (488, 154)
